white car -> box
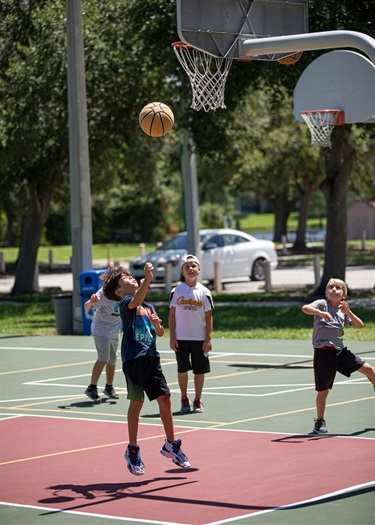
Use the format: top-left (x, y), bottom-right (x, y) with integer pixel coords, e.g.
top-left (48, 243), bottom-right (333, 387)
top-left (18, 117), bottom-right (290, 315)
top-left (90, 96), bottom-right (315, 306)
top-left (129, 229), bottom-right (278, 284)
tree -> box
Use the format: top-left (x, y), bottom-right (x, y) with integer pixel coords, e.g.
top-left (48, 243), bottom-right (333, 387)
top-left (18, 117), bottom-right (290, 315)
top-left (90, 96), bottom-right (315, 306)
top-left (0, 0), bottom-right (180, 293)
top-left (0, 1), bottom-right (69, 293)
top-left (227, 84), bottom-right (323, 243)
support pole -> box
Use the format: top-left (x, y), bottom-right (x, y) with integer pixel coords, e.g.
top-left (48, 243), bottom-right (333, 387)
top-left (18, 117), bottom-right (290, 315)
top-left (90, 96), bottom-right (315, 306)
top-left (239, 30), bottom-right (375, 65)
top-left (182, 129), bottom-right (200, 261)
top-left (66, 0), bottom-right (93, 334)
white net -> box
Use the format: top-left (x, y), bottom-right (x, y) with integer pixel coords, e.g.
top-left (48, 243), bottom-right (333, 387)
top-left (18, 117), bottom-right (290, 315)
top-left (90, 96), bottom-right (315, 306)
top-left (301, 110), bottom-right (345, 148)
top-left (172, 42), bottom-right (233, 112)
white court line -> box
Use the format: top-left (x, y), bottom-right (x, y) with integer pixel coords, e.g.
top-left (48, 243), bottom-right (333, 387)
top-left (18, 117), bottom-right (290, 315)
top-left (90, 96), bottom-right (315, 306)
top-left (2, 345), bottom-right (374, 361)
top-left (206, 481), bottom-right (375, 525)
top-left (0, 501), bottom-right (179, 525)
top-left (1, 414), bottom-right (373, 441)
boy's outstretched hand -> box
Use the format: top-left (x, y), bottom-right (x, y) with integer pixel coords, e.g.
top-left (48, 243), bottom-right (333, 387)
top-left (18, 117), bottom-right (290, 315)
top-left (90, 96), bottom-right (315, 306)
top-left (139, 263), bottom-right (154, 286)
top-left (143, 262), bottom-right (154, 281)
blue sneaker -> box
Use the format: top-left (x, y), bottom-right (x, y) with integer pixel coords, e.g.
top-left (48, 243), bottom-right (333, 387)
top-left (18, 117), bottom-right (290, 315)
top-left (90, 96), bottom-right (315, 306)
top-left (125, 445), bottom-right (145, 476)
top-left (160, 439), bottom-right (190, 468)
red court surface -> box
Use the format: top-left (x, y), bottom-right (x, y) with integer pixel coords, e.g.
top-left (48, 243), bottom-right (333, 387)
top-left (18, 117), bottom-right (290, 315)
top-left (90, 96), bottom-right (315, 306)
top-left (1, 415), bottom-right (374, 524)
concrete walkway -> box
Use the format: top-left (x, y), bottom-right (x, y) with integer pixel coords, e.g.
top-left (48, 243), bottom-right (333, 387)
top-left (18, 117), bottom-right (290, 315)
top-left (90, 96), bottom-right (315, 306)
top-left (1, 264), bottom-right (374, 298)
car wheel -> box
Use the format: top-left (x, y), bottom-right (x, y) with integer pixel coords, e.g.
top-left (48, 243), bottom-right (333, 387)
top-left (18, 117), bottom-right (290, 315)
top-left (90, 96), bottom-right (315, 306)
top-left (250, 258), bottom-right (266, 281)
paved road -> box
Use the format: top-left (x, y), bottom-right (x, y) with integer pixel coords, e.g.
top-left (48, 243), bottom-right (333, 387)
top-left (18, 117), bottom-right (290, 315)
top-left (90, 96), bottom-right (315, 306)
top-left (1, 265), bottom-right (374, 295)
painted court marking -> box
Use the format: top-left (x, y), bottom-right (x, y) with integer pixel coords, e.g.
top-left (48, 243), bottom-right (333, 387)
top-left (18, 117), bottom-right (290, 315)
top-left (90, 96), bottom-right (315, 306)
top-left (1, 415), bottom-right (374, 525)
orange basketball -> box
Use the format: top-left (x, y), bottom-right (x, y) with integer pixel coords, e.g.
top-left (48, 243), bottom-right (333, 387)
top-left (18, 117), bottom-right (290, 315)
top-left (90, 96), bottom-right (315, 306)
top-left (139, 102), bottom-right (174, 137)
top-left (278, 51), bottom-right (303, 65)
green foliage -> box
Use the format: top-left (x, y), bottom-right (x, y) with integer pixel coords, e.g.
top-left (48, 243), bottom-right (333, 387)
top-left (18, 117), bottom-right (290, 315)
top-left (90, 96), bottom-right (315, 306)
top-left (200, 202), bottom-right (228, 229)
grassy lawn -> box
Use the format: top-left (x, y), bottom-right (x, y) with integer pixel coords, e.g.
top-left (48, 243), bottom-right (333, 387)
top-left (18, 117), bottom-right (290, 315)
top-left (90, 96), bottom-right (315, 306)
top-left (0, 243), bottom-right (155, 265)
top-left (1, 294), bottom-right (374, 340)
top-left (236, 211), bottom-right (326, 233)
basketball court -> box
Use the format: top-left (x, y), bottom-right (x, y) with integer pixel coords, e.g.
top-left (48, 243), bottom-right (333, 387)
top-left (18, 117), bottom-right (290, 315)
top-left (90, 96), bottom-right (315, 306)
top-left (2, 2), bottom-right (374, 524)
top-left (1, 335), bottom-right (374, 525)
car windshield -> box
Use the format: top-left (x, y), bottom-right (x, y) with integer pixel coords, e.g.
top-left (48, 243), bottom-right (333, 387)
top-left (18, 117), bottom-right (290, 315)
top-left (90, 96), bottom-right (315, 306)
top-left (158, 232), bottom-right (210, 251)
top-left (158, 234), bottom-right (187, 251)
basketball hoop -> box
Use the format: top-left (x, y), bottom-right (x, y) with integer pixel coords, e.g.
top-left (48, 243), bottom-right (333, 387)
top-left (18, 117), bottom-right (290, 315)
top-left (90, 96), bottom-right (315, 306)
top-left (172, 41), bottom-right (233, 112)
top-left (301, 110), bottom-right (345, 148)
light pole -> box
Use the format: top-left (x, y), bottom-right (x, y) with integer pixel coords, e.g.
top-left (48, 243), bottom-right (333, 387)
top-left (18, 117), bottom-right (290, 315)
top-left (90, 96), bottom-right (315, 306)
top-left (66, 0), bottom-right (93, 333)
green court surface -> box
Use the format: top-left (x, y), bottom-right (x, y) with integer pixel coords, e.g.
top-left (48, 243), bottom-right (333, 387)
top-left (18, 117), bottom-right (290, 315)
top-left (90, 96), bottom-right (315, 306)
top-left (1, 335), bottom-right (374, 525)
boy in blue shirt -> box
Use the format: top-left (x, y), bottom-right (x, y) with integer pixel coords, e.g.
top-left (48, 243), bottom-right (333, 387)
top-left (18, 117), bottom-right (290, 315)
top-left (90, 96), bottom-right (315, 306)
top-left (103, 262), bottom-right (190, 475)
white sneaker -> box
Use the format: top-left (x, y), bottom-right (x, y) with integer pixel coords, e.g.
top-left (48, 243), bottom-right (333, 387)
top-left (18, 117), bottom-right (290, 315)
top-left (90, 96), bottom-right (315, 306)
top-left (160, 439), bottom-right (190, 468)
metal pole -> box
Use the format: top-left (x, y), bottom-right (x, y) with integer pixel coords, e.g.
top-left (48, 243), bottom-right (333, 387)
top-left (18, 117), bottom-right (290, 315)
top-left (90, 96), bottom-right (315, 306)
top-left (66, 0), bottom-right (93, 334)
top-left (239, 31), bottom-right (375, 65)
top-left (182, 129), bottom-right (200, 259)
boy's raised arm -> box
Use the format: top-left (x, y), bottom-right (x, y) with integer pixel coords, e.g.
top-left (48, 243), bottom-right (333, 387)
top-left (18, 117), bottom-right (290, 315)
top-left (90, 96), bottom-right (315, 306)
top-left (129, 263), bottom-right (153, 309)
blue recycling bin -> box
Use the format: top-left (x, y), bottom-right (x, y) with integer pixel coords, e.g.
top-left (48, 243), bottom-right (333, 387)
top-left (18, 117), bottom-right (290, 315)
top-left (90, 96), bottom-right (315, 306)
top-left (79, 269), bottom-right (108, 335)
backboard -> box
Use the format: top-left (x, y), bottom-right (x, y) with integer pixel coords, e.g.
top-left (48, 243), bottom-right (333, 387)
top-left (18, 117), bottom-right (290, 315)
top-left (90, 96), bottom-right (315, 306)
top-left (177, 0), bottom-right (308, 61)
top-left (294, 50), bottom-right (375, 123)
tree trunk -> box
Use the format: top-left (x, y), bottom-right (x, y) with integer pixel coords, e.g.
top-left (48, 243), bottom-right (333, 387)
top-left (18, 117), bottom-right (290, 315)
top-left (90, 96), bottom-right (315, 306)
top-left (293, 191), bottom-right (311, 251)
top-left (293, 178), bottom-right (322, 251)
top-left (270, 194), bottom-right (296, 243)
top-left (313, 127), bottom-right (356, 297)
top-left (11, 180), bottom-right (57, 294)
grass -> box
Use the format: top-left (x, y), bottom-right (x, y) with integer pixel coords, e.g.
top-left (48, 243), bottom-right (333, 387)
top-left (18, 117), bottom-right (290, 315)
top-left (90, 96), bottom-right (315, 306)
top-left (0, 243), bottom-right (156, 266)
top-left (1, 293), bottom-right (374, 340)
top-left (236, 211), bottom-right (326, 233)
top-left (1, 240), bottom-right (374, 267)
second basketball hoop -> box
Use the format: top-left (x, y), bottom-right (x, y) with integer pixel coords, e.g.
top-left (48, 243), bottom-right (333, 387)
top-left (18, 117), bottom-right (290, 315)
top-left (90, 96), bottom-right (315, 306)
top-left (301, 110), bottom-right (345, 148)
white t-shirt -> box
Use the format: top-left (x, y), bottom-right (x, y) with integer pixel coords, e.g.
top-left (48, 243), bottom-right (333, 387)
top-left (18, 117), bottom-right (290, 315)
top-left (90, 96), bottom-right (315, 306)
top-left (91, 288), bottom-right (121, 339)
top-left (169, 282), bottom-right (213, 341)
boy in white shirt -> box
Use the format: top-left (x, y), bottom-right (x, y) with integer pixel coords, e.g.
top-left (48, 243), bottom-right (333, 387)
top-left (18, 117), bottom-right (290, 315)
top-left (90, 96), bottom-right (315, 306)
top-left (169, 255), bottom-right (213, 413)
top-left (84, 269), bottom-right (123, 403)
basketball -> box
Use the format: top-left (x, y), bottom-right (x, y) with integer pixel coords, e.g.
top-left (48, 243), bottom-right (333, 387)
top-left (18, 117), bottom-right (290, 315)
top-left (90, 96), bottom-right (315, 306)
top-left (278, 51), bottom-right (303, 65)
top-left (139, 102), bottom-right (174, 137)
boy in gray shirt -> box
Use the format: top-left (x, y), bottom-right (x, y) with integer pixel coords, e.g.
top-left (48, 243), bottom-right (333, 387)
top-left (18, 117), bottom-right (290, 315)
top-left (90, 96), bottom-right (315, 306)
top-left (302, 277), bottom-right (375, 434)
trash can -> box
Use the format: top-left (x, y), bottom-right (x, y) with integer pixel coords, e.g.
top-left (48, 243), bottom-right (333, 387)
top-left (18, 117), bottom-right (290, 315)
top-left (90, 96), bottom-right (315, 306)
top-left (79, 269), bottom-right (108, 335)
top-left (52, 293), bottom-right (73, 335)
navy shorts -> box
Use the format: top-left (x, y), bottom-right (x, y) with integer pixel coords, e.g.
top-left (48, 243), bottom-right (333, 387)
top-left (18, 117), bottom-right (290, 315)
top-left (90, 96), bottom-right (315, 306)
top-left (175, 340), bottom-right (210, 375)
top-left (123, 356), bottom-right (170, 402)
top-left (313, 346), bottom-right (365, 391)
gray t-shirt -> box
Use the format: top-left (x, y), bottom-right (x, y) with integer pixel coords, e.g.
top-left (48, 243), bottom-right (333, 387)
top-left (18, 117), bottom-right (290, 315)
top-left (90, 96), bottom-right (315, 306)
top-left (311, 298), bottom-right (351, 350)
top-left (90, 288), bottom-right (121, 339)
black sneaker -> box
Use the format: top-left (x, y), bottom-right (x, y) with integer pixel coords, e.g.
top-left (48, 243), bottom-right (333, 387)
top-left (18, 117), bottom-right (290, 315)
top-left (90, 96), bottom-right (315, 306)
top-left (312, 418), bottom-right (328, 434)
top-left (84, 385), bottom-right (101, 403)
top-left (103, 385), bottom-right (119, 399)
top-left (125, 445), bottom-right (145, 476)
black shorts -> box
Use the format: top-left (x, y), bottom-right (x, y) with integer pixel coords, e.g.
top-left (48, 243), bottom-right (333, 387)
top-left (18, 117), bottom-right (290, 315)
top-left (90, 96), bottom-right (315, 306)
top-left (123, 356), bottom-right (170, 402)
top-left (175, 340), bottom-right (210, 375)
top-left (313, 346), bottom-right (365, 391)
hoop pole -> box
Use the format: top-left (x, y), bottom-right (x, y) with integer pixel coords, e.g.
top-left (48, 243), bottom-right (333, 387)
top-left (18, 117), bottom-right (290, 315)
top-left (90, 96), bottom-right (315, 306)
top-left (239, 30), bottom-right (375, 65)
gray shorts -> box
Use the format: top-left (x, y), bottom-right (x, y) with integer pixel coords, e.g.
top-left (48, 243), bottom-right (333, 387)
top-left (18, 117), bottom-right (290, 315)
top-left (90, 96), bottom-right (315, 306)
top-left (93, 335), bottom-right (118, 366)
